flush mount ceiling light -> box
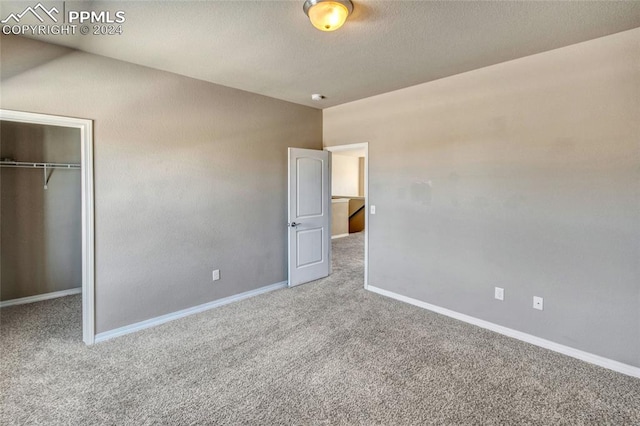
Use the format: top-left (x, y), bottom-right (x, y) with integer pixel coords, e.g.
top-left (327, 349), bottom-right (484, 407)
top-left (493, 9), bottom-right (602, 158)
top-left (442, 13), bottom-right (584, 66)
top-left (303, 0), bottom-right (353, 32)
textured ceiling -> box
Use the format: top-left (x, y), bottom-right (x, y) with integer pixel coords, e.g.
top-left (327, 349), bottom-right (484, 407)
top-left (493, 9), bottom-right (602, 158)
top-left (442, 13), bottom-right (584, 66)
top-left (4, 0), bottom-right (640, 108)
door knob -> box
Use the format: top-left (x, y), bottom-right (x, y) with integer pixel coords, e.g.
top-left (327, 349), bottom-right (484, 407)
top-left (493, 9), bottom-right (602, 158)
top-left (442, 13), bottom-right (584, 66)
top-left (289, 222), bottom-right (300, 228)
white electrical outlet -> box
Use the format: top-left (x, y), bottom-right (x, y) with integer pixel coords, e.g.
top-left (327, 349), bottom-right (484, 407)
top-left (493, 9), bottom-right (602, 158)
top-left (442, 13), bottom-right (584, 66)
top-left (494, 287), bottom-right (504, 301)
top-left (370, 205), bottom-right (376, 215)
top-left (212, 269), bottom-right (220, 281)
top-left (533, 296), bottom-right (543, 310)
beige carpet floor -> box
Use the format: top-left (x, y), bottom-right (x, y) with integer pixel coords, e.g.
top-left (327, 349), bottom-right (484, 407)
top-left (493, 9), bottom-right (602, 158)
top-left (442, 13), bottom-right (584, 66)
top-left (1, 232), bottom-right (639, 425)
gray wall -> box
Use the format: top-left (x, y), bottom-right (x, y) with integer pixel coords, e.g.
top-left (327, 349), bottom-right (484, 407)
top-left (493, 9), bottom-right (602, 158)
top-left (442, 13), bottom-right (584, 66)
top-left (0, 35), bottom-right (322, 333)
top-left (1, 122), bottom-right (82, 300)
top-left (324, 29), bottom-right (640, 368)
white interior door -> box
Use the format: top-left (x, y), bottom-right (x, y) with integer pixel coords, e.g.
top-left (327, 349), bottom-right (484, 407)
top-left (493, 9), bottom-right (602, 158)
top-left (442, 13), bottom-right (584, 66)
top-left (288, 148), bottom-right (331, 287)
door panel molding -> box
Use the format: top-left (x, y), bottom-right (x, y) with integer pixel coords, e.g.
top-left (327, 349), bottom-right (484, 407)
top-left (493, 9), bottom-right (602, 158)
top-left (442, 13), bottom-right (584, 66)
top-left (288, 148), bottom-right (331, 287)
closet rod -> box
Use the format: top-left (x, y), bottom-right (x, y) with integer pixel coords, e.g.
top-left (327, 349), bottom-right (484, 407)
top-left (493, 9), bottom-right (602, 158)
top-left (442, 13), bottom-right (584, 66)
top-left (0, 160), bottom-right (80, 169)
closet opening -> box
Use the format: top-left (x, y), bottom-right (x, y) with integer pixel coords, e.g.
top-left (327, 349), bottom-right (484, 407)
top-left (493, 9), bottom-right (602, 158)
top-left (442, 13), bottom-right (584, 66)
top-left (0, 110), bottom-right (94, 344)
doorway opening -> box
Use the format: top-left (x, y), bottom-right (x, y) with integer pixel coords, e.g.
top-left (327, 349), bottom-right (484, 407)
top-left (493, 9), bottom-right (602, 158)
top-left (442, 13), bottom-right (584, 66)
top-left (325, 143), bottom-right (368, 289)
top-left (0, 110), bottom-right (95, 344)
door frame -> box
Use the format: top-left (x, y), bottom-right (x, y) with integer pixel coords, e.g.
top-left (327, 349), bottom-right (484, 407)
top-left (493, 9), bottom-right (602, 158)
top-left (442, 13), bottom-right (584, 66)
top-left (324, 143), bottom-right (369, 289)
top-left (0, 109), bottom-right (95, 344)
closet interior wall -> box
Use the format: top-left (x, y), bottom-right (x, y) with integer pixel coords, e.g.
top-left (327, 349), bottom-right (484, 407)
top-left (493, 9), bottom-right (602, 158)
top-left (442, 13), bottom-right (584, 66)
top-left (0, 121), bottom-right (81, 301)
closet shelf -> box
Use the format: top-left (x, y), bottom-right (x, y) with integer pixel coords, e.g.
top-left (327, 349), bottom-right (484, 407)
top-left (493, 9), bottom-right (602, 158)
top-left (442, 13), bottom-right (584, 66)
top-left (0, 160), bottom-right (80, 169)
top-left (0, 160), bottom-right (81, 190)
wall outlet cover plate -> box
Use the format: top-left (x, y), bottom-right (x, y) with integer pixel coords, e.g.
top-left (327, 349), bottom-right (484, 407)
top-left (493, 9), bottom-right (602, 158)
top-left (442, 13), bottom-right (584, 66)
top-left (533, 296), bottom-right (543, 310)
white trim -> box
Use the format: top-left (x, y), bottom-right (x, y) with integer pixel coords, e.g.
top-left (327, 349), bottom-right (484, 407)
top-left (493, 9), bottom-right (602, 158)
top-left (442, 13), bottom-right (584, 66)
top-left (324, 143), bottom-right (368, 153)
top-left (0, 287), bottom-right (81, 308)
top-left (331, 233), bottom-right (349, 239)
top-left (0, 109), bottom-right (95, 345)
top-left (324, 143), bottom-right (369, 289)
top-left (95, 281), bottom-right (288, 343)
top-left (368, 285), bottom-right (640, 379)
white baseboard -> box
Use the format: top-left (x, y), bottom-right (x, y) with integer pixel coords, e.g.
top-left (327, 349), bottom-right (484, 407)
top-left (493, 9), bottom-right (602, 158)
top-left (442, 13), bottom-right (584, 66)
top-left (0, 287), bottom-right (81, 308)
top-left (95, 281), bottom-right (288, 343)
top-left (331, 233), bottom-right (349, 239)
top-left (367, 285), bottom-right (640, 379)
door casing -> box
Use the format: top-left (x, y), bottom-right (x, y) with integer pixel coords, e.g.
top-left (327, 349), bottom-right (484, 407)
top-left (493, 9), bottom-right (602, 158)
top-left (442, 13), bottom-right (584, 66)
top-left (0, 109), bottom-right (95, 344)
top-left (324, 143), bottom-right (369, 289)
